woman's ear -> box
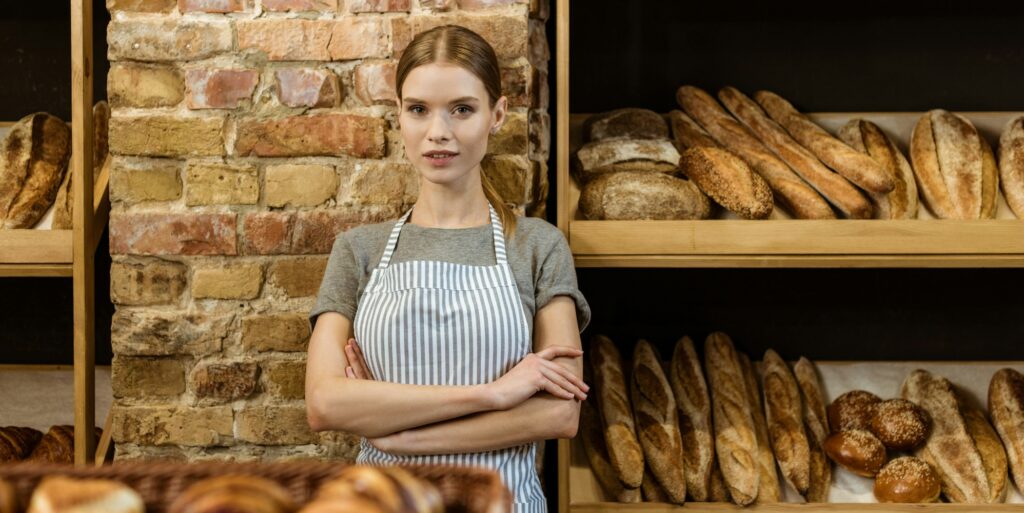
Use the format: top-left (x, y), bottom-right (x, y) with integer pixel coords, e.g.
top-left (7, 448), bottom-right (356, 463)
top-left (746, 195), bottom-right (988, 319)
top-left (490, 96), bottom-right (508, 134)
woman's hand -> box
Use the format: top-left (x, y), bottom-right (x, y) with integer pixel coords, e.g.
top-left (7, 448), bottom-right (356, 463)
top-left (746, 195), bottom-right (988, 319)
top-left (486, 346), bottom-right (588, 410)
top-left (344, 338), bottom-right (375, 380)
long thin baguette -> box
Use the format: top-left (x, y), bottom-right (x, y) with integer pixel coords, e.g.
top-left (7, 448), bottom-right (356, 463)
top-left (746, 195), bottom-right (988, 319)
top-left (838, 119), bottom-right (919, 219)
top-left (998, 116), bottom-right (1024, 218)
top-left (708, 457), bottom-right (731, 502)
top-left (641, 467), bottom-right (669, 503)
top-left (738, 352), bottom-right (781, 503)
top-left (591, 335), bottom-right (645, 489)
top-left (675, 85), bottom-right (835, 219)
top-left (719, 87), bottom-right (871, 218)
top-left (581, 369), bottom-right (640, 503)
top-left (805, 426), bottom-right (831, 503)
top-left (962, 404), bottom-right (1008, 503)
top-left (793, 357), bottom-right (831, 502)
top-left (631, 340), bottom-right (687, 504)
top-left (704, 332), bottom-right (759, 505)
top-left (669, 336), bottom-right (714, 502)
top-left (761, 350), bottom-right (811, 495)
top-left (755, 90), bottom-right (895, 194)
top-left (988, 368), bottom-right (1024, 496)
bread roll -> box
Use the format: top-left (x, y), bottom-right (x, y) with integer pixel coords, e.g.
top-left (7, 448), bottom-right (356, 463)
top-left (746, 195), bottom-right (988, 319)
top-left (874, 456), bottom-right (941, 503)
top-left (27, 476), bottom-right (144, 513)
top-left (630, 339), bottom-right (686, 504)
top-left (828, 390), bottom-right (882, 434)
top-left (668, 336), bottom-right (713, 502)
top-left (591, 335), bottom-right (644, 489)
top-left (0, 426), bottom-right (43, 462)
top-left (870, 398), bottom-right (930, 451)
top-left (678, 146), bottom-right (773, 219)
top-left (910, 110), bottom-right (994, 219)
top-left (761, 350), bottom-right (810, 495)
top-left (823, 429), bottom-right (887, 477)
top-left (962, 405), bottom-right (1007, 503)
top-left (581, 398), bottom-right (640, 502)
top-left (675, 85), bottom-right (834, 219)
top-left (573, 138), bottom-right (680, 183)
top-left (579, 171), bottom-right (711, 220)
top-left (0, 112), bottom-right (72, 229)
top-left (838, 119), bottom-right (920, 219)
top-left (989, 368), bottom-right (1024, 498)
top-left (998, 116), bottom-right (1024, 218)
top-left (901, 369), bottom-right (990, 503)
top-left (703, 332), bottom-right (758, 505)
top-left (738, 352), bottom-right (781, 503)
top-left (719, 87), bottom-right (872, 218)
top-left (584, 108), bottom-right (669, 142)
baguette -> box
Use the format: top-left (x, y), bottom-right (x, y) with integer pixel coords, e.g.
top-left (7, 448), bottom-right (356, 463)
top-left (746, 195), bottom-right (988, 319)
top-left (719, 87), bottom-right (871, 218)
top-left (591, 335), bottom-right (645, 489)
top-left (755, 90), bottom-right (894, 194)
top-left (581, 395), bottom-right (640, 502)
top-left (901, 369), bottom-right (990, 503)
top-left (738, 352), bottom-right (781, 503)
top-left (708, 457), bottom-right (731, 502)
top-left (641, 467), bottom-right (669, 503)
top-left (675, 85), bottom-right (835, 219)
top-left (910, 110), bottom-right (990, 219)
top-left (630, 340), bottom-right (687, 504)
top-left (998, 116), bottom-right (1024, 218)
top-left (579, 171), bottom-right (711, 221)
top-left (805, 428), bottom-right (832, 503)
top-left (838, 119), bottom-right (920, 219)
top-left (668, 109), bottom-right (720, 150)
top-left (703, 332), bottom-right (758, 505)
top-left (988, 368), bottom-right (1024, 496)
top-left (669, 336), bottom-right (714, 502)
top-left (793, 357), bottom-right (829, 445)
top-left (962, 405), bottom-right (1007, 503)
top-left (761, 350), bottom-right (811, 495)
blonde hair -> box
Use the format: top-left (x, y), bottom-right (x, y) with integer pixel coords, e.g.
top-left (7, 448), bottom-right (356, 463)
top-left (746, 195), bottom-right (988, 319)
top-left (395, 24), bottom-right (517, 237)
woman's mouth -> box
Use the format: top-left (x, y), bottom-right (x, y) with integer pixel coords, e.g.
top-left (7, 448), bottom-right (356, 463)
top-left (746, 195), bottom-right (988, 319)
top-left (423, 151), bottom-right (459, 167)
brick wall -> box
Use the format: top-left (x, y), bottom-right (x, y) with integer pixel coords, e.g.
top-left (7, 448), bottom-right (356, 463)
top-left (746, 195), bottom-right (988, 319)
top-left (107, 0), bottom-right (550, 462)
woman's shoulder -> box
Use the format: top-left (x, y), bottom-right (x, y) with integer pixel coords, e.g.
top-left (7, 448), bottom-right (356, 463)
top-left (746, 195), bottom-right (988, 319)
top-left (511, 216), bottom-right (568, 253)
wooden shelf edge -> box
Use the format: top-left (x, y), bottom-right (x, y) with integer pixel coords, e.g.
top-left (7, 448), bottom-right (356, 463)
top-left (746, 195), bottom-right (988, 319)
top-left (567, 503), bottom-right (1024, 512)
top-left (572, 254), bottom-right (1024, 268)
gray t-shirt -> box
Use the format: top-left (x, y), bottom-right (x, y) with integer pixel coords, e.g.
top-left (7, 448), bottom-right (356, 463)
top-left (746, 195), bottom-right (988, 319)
top-left (309, 216), bottom-right (591, 338)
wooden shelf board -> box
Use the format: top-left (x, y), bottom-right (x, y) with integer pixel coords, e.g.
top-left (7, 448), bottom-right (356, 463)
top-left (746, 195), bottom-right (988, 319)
top-left (567, 503), bottom-right (1024, 512)
top-left (0, 230), bottom-right (74, 265)
top-left (0, 263), bottom-right (73, 277)
top-left (572, 254), bottom-right (1024, 268)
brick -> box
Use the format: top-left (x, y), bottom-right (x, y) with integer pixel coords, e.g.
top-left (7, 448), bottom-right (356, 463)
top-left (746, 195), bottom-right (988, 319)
top-left (481, 154), bottom-right (530, 206)
top-left (111, 357), bottom-right (186, 398)
top-left (261, 0), bottom-right (337, 11)
top-left (112, 405), bottom-right (234, 446)
top-left (487, 111), bottom-right (528, 155)
top-left (108, 19), bottom-right (232, 61)
top-left (110, 213), bottom-right (237, 256)
top-left (267, 257), bottom-right (327, 297)
top-left (237, 19), bottom-right (332, 61)
top-left (185, 163), bottom-right (259, 206)
top-left (327, 17), bottom-right (389, 61)
top-left (348, 0), bottom-right (409, 12)
top-left (265, 164), bottom-right (338, 208)
top-left (110, 260), bottom-right (188, 306)
top-left (292, 211), bottom-right (357, 254)
top-left (391, 14), bottom-right (527, 62)
top-left (191, 362), bottom-right (259, 400)
top-left (529, 0), bottom-right (549, 20)
top-left (242, 212), bottom-right (294, 255)
top-left (339, 160), bottom-right (417, 209)
top-left (241, 313), bottom-right (309, 352)
top-left (501, 64), bottom-right (532, 109)
top-left (111, 310), bottom-right (231, 356)
top-left (528, 18), bottom-right (548, 69)
top-left (237, 405), bottom-right (315, 445)
top-left (109, 158), bottom-right (183, 204)
top-left (241, 211), bottom-right (377, 255)
top-left (109, 64), bottom-right (184, 108)
top-left (262, 360), bottom-right (306, 400)
top-left (528, 109), bottom-right (549, 161)
top-left (114, 444), bottom-right (189, 462)
top-left (107, 0), bottom-right (176, 12)
top-left (192, 264), bottom-right (263, 299)
top-left (275, 69), bottom-right (341, 108)
top-left (353, 61), bottom-right (396, 105)
top-left (235, 114), bottom-right (386, 158)
top-left (186, 69), bottom-right (259, 109)
top-left (179, 0), bottom-right (246, 12)
top-left (319, 431), bottom-right (361, 460)
top-left (456, 0), bottom-right (523, 9)
top-left (110, 115), bottom-right (226, 157)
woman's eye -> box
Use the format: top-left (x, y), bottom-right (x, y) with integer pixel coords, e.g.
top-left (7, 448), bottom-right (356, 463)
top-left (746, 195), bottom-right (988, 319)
top-left (454, 105), bottom-right (474, 115)
top-left (408, 105), bottom-right (425, 114)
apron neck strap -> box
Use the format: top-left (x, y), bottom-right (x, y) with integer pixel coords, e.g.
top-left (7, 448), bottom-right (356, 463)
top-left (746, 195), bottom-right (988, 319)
top-left (377, 203), bottom-right (509, 270)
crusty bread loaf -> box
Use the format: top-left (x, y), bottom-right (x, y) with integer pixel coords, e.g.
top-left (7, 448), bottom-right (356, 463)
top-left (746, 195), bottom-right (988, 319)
top-left (669, 336), bottom-right (713, 502)
top-left (0, 112), bottom-right (72, 229)
top-left (962, 405), bottom-right (1007, 503)
top-left (708, 457), bottom-right (730, 502)
top-left (675, 85), bottom-right (834, 219)
top-left (0, 426), bottom-right (43, 462)
top-left (584, 108), bottom-right (669, 142)
top-left (28, 476), bottom-right (145, 513)
top-left (53, 101), bottom-right (110, 230)
top-left (761, 350), bottom-right (811, 495)
top-left (910, 110), bottom-right (990, 219)
top-left (630, 340), bottom-right (687, 504)
top-left (738, 352), bottom-right (781, 503)
top-left (703, 332), bottom-right (758, 505)
top-left (579, 171), bottom-right (711, 220)
top-left (998, 116), bottom-right (1024, 218)
top-left (678, 146), bottom-right (773, 219)
top-left (573, 138), bottom-right (680, 183)
top-left (989, 368), bottom-right (1024, 498)
top-left (719, 87), bottom-right (871, 218)
top-left (755, 90), bottom-right (894, 194)
top-left (668, 109), bottom-right (721, 150)
top-left (793, 357), bottom-right (829, 444)
top-left (641, 467), bottom-right (670, 503)
top-left (838, 119), bottom-right (920, 219)
top-left (804, 426), bottom-right (832, 503)
top-left (591, 335), bottom-right (645, 489)
top-left (901, 369), bottom-right (990, 503)
top-left (980, 137), bottom-right (1000, 219)
top-left (582, 398), bottom-right (640, 502)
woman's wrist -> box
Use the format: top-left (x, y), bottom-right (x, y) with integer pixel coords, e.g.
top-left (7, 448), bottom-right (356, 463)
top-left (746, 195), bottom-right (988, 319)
top-left (472, 383), bottom-right (501, 411)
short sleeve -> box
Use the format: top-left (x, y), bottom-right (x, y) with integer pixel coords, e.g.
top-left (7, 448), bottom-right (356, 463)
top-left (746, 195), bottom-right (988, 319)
top-left (534, 231), bottom-right (591, 333)
top-left (309, 233), bottom-right (360, 331)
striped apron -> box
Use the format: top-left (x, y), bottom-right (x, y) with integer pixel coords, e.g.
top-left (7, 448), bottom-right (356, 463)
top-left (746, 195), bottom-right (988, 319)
top-left (353, 203), bottom-right (546, 513)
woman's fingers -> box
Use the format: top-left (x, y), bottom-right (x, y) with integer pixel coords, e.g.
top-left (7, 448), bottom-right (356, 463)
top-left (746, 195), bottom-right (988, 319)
top-left (350, 340), bottom-right (375, 380)
top-left (542, 359), bottom-right (589, 393)
top-left (344, 341), bottom-right (371, 380)
top-left (540, 366), bottom-right (587, 401)
top-left (535, 346), bottom-right (584, 361)
top-left (540, 377), bottom-right (576, 400)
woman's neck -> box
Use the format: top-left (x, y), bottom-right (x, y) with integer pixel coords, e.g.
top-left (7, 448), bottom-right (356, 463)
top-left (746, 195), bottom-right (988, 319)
top-left (410, 171), bottom-right (490, 228)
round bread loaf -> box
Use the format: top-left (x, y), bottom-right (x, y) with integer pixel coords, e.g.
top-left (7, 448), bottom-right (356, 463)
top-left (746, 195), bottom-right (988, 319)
top-left (870, 399), bottom-right (930, 451)
top-left (168, 475), bottom-right (296, 513)
top-left (823, 429), bottom-right (887, 477)
top-left (579, 171), bottom-right (711, 220)
top-left (874, 456), bottom-right (941, 503)
top-left (827, 390), bottom-right (882, 433)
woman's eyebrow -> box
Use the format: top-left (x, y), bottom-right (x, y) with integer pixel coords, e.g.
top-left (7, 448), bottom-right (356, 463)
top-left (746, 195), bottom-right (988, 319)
top-left (403, 96), bottom-right (480, 104)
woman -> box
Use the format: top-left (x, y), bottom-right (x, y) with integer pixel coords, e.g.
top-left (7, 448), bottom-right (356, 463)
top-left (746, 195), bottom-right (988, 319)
top-left (305, 25), bottom-right (591, 513)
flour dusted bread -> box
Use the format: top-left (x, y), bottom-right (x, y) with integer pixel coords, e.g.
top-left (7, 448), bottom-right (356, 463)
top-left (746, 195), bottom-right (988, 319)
top-left (998, 116), bottom-right (1024, 218)
top-left (581, 398), bottom-right (640, 502)
top-left (989, 368), bottom-right (1024, 497)
top-left (703, 332), bottom-right (758, 505)
top-left (793, 357), bottom-right (831, 502)
top-left (668, 336), bottom-right (713, 502)
top-left (630, 339), bottom-right (686, 504)
top-left (761, 350), bottom-right (810, 495)
top-left (27, 476), bottom-right (144, 513)
top-left (591, 335), bottom-right (645, 489)
top-left (0, 112), bottom-right (72, 229)
top-left (584, 108), bottom-right (669, 142)
top-left (738, 352), bottom-right (780, 503)
top-left (579, 171), bottom-right (711, 220)
top-left (573, 138), bottom-right (680, 183)
top-left (962, 405), bottom-right (1007, 503)
top-left (839, 119), bottom-right (920, 219)
top-left (910, 110), bottom-right (997, 219)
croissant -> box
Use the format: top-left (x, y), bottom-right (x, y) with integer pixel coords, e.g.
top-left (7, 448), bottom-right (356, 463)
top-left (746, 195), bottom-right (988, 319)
top-left (0, 426), bottom-right (43, 462)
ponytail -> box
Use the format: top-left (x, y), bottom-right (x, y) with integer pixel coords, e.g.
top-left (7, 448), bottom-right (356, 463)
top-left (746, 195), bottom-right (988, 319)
top-left (481, 171), bottom-right (517, 239)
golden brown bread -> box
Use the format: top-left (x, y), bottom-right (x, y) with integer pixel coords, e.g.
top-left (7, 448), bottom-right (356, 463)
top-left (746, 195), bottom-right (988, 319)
top-left (677, 146), bottom-right (773, 219)
top-left (675, 85), bottom-right (834, 219)
top-left (962, 405), bottom-right (1007, 503)
top-left (998, 117), bottom-right (1024, 218)
top-left (761, 350), bottom-right (810, 495)
top-left (980, 137), bottom-right (1000, 219)
top-left (0, 479), bottom-right (18, 513)
top-left (703, 332), bottom-right (758, 506)
top-left (668, 336), bottom-right (713, 502)
top-left (870, 398), bottom-right (930, 451)
top-left (169, 474), bottom-right (296, 513)
top-left (804, 427), bottom-right (831, 503)
top-left (823, 429), bottom-right (887, 477)
top-left (827, 390), bottom-right (881, 434)
top-left (755, 90), bottom-right (895, 194)
top-left (874, 456), bottom-right (941, 503)
top-left (708, 458), bottom-right (730, 502)
top-left (668, 109), bottom-right (721, 150)
top-left (590, 335), bottom-right (645, 490)
top-left (0, 426), bottom-right (43, 462)
top-left (630, 339), bottom-right (686, 504)
top-left (26, 425), bottom-right (101, 464)
top-left (838, 119), bottom-right (920, 219)
top-left (584, 108), bottom-right (669, 142)
top-left (901, 369), bottom-right (990, 503)
top-left (640, 467), bottom-right (669, 503)
top-left (793, 358), bottom-right (829, 445)
top-left (0, 112), bottom-right (72, 229)
top-left (989, 368), bottom-right (1024, 498)
top-left (910, 110), bottom-right (989, 219)
top-left (737, 352), bottom-right (780, 503)
top-left (27, 476), bottom-right (145, 513)
top-left (53, 101), bottom-right (110, 230)
top-left (573, 138), bottom-right (681, 183)
top-left (579, 171), bottom-right (711, 220)
top-left (581, 398), bottom-right (640, 502)
top-left (719, 87), bottom-right (872, 218)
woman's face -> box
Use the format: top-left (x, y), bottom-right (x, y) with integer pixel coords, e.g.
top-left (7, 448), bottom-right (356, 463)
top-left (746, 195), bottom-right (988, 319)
top-left (398, 62), bottom-right (505, 188)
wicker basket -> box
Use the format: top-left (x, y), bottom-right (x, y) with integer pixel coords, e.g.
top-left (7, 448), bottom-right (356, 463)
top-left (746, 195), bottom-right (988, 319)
top-left (0, 460), bottom-right (511, 513)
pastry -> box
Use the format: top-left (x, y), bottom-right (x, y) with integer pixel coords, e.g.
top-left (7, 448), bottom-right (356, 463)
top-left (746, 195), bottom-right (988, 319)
top-left (27, 476), bottom-right (144, 513)
top-left (0, 426), bottom-right (43, 462)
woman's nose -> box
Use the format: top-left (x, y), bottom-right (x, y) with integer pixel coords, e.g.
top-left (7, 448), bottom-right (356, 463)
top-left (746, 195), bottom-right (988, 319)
top-left (427, 112), bottom-right (453, 143)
